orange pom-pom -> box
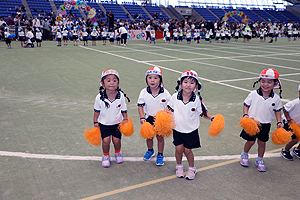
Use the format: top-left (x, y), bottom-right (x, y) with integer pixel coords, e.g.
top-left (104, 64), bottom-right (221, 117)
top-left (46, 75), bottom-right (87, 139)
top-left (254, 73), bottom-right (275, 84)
top-left (290, 121), bottom-right (300, 141)
top-left (271, 128), bottom-right (292, 145)
top-left (208, 114), bottom-right (225, 137)
top-left (118, 117), bottom-right (134, 137)
top-left (154, 110), bottom-right (175, 138)
top-left (84, 127), bottom-right (101, 146)
top-left (139, 122), bottom-right (156, 139)
top-left (240, 117), bottom-right (261, 136)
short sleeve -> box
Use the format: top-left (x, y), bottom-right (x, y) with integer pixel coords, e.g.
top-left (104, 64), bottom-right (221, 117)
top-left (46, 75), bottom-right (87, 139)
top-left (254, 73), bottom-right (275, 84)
top-left (94, 94), bottom-right (101, 112)
top-left (137, 89), bottom-right (145, 106)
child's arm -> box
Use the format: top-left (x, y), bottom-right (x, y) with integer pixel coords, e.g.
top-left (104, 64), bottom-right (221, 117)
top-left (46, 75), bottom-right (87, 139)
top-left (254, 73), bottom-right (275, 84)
top-left (283, 109), bottom-right (292, 125)
top-left (93, 111), bottom-right (100, 128)
top-left (122, 112), bottom-right (128, 121)
top-left (275, 110), bottom-right (283, 128)
top-left (138, 106), bottom-right (146, 124)
top-left (202, 112), bottom-right (214, 121)
top-left (243, 105), bottom-right (249, 118)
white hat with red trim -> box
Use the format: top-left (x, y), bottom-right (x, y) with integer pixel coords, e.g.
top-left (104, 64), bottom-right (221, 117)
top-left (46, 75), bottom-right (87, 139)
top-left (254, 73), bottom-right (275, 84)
top-left (179, 69), bottom-right (202, 91)
top-left (100, 69), bottom-right (119, 86)
top-left (101, 69), bottom-right (119, 80)
top-left (259, 68), bottom-right (279, 79)
top-left (259, 68), bottom-right (280, 89)
top-left (146, 66), bottom-right (162, 76)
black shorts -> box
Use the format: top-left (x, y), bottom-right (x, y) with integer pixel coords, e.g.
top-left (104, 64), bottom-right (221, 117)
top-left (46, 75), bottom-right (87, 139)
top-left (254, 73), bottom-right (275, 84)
top-left (235, 36), bottom-right (239, 39)
top-left (179, 36), bottom-right (183, 40)
top-left (73, 35), bottom-right (78, 40)
top-left (283, 120), bottom-right (297, 140)
top-left (117, 38), bottom-right (120, 41)
top-left (187, 38), bottom-right (191, 41)
top-left (288, 34), bottom-right (292, 38)
top-left (174, 37), bottom-right (177, 41)
top-left (5, 38), bottom-right (11, 44)
top-left (36, 39), bottom-right (42, 42)
top-left (57, 38), bottom-right (61, 42)
top-left (240, 123), bottom-right (271, 142)
top-left (99, 123), bottom-right (121, 140)
top-left (109, 38), bottom-right (114, 42)
top-left (19, 36), bottom-right (25, 41)
top-left (83, 36), bottom-right (87, 41)
top-left (269, 33), bottom-right (274, 37)
top-left (63, 36), bottom-right (68, 40)
top-left (102, 37), bottom-right (106, 40)
top-left (146, 116), bottom-right (155, 125)
top-left (173, 129), bottom-right (201, 149)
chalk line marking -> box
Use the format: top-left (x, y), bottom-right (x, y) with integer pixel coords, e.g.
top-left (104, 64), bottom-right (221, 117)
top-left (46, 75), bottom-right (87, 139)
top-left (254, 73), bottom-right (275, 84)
top-left (0, 151), bottom-right (281, 162)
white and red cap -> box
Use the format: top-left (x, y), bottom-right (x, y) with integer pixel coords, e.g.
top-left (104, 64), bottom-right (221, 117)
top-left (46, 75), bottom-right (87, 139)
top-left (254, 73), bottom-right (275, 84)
top-left (259, 68), bottom-right (280, 89)
top-left (180, 69), bottom-right (201, 85)
top-left (101, 69), bottom-right (119, 80)
top-left (146, 66), bottom-right (162, 76)
top-left (100, 69), bottom-right (119, 86)
top-left (259, 68), bottom-right (279, 80)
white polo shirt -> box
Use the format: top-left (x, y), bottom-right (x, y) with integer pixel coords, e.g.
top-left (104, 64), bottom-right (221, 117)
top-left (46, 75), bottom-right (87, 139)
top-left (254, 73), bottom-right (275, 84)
top-left (94, 90), bottom-right (127, 125)
top-left (244, 88), bottom-right (282, 124)
top-left (137, 87), bottom-right (171, 118)
top-left (167, 91), bottom-right (206, 133)
top-left (282, 98), bottom-right (300, 126)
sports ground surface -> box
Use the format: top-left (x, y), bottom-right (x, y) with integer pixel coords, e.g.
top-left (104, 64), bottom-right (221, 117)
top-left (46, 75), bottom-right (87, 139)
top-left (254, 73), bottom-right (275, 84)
top-left (1, 38), bottom-right (300, 200)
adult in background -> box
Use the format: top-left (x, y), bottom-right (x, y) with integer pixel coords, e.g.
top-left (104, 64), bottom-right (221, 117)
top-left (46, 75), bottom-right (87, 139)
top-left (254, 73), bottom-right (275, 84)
top-left (6, 16), bottom-right (14, 27)
top-left (43, 18), bottom-right (50, 40)
top-left (107, 10), bottom-right (114, 32)
top-left (14, 14), bottom-right (21, 39)
top-left (119, 24), bottom-right (127, 46)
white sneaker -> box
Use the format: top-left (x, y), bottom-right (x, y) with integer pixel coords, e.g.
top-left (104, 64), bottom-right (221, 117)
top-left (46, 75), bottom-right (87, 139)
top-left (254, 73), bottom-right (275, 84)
top-left (185, 166), bottom-right (197, 180)
top-left (115, 152), bottom-right (123, 164)
top-left (176, 164), bottom-right (184, 178)
top-left (102, 155), bottom-right (110, 168)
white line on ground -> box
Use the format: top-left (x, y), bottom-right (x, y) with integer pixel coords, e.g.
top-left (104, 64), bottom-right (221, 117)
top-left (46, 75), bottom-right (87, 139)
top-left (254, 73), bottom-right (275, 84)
top-left (0, 151), bottom-right (281, 162)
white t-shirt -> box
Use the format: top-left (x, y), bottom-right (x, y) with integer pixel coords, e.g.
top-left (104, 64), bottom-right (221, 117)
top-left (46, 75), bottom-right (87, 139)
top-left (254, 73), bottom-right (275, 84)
top-left (167, 91), bottom-right (206, 133)
top-left (244, 88), bottom-right (282, 124)
top-left (36, 32), bottom-right (42, 40)
top-left (119, 26), bottom-right (127, 34)
top-left (137, 87), bottom-right (171, 119)
top-left (282, 98), bottom-right (300, 126)
top-left (94, 90), bottom-right (127, 125)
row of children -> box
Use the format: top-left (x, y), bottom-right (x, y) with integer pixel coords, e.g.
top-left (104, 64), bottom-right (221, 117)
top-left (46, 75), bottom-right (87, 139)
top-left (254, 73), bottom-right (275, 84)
top-left (4, 27), bottom-right (42, 48)
top-left (54, 25), bottom-right (128, 47)
top-left (89, 66), bottom-right (300, 180)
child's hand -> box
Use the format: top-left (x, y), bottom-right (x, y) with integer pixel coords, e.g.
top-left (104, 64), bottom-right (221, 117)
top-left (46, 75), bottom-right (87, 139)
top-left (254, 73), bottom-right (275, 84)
top-left (94, 123), bottom-right (99, 128)
top-left (277, 122), bottom-right (283, 129)
top-left (140, 118), bottom-right (146, 124)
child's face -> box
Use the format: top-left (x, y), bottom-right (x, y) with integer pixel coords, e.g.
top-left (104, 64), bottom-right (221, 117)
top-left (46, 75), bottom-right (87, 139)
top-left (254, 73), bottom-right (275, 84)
top-left (147, 74), bottom-right (160, 89)
top-left (102, 74), bottom-right (119, 91)
top-left (260, 78), bottom-right (275, 94)
top-left (181, 77), bottom-right (197, 94)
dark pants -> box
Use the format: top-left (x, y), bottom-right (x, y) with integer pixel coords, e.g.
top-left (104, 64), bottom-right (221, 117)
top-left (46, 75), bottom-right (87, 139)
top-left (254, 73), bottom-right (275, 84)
top-left (146, 31), bottom-right (150, 41)
top-left (121, 33), bottom-right (127, 44)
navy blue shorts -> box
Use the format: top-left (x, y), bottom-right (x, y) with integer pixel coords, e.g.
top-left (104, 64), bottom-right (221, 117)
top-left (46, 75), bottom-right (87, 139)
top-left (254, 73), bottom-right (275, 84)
top-left (240, 123), bottom-right (271, 142)
top-left (146, 116), bottom-right (155, 125)
top-left (173, 129), bottom-right (201, 149)
top-left (99, 123), bottom-right (121, 140)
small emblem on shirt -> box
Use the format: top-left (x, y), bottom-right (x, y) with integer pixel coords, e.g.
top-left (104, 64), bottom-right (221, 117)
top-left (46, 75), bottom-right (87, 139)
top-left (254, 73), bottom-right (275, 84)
top-left (161, 99), bottom-right (166, 103)
top-left (272, 103), bottom-right (275, 106)
top-left (117, 104), bottom-right (121, 108)
top-left (191, 108), bottom-right (196, 111)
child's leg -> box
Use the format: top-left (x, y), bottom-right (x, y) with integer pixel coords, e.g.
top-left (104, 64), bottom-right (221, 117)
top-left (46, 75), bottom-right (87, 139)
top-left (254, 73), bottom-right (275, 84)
top-left (112, 136), bottom-right (121, 152)
top-left (156, 135), bottom-right (164, 154)
top-left (183, 147), bottom-right (194, 167)
top-left (146, 138), bottom-right (154, 150)
top-left (257, 140), bottom-right (266, 158)
top-left (102, 136), bottom-right (111, 154)
top-left (244, 140), bottom-right (255, 153)
top-left (175, 144), bottom-right (184, 164)
top-left (284, 137), bottom-right (298, 151)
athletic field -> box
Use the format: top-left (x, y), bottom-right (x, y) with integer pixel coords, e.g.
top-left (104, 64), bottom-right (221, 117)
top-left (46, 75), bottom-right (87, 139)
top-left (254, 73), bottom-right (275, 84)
top-left (1, 38), bottom-right (300, 200)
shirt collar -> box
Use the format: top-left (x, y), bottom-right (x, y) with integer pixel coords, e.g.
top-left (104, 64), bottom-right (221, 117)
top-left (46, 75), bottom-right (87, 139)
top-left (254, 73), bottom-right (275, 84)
top-left (103, 89), bottom-right (120, 100)
top-left (146, 86), bottom-right (164, 95)
top-left (177, 90), bottom-right (196, 102)
top-left (257, 87), bottom-right (274, 98)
